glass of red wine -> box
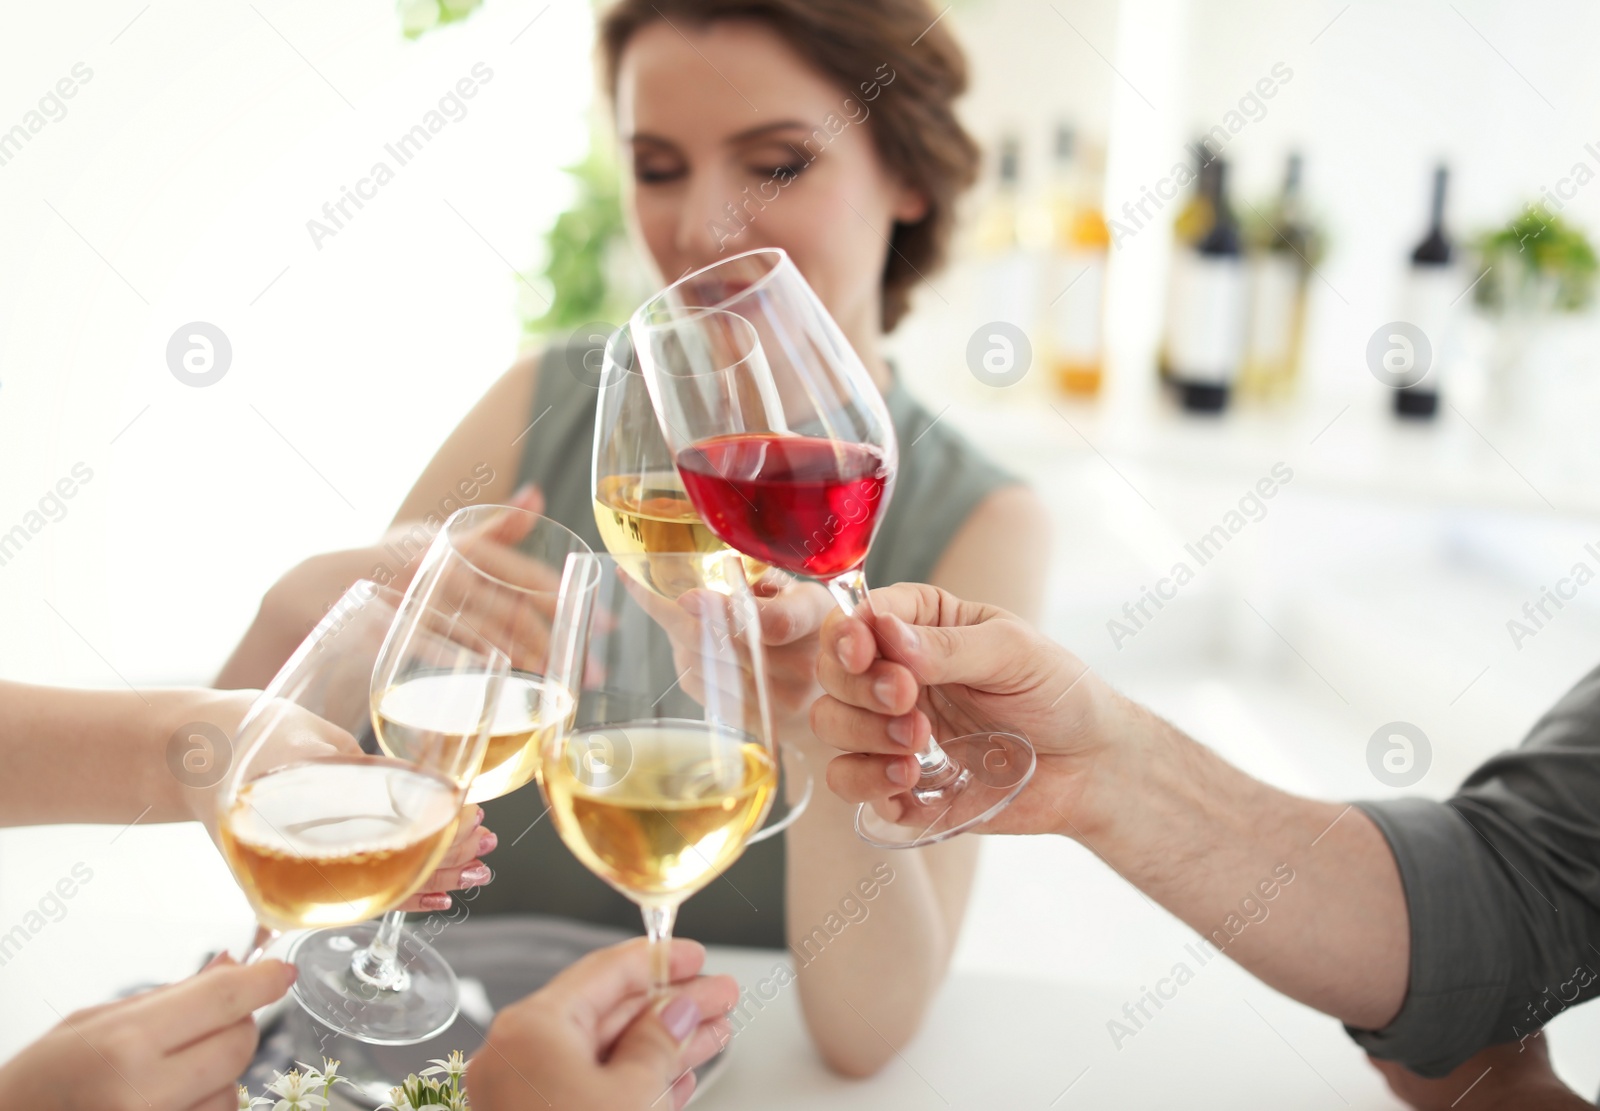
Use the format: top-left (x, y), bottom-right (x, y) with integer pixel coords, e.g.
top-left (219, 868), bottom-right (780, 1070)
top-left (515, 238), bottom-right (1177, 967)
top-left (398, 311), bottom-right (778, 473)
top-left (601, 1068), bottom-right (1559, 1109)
top-left (631, 247), bottom-right (1034, 849)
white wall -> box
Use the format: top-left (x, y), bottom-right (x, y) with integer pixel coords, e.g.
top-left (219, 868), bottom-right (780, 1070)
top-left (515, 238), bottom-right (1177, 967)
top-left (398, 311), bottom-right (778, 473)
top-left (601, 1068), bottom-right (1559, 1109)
top-left (0, 0), bottom-right (591, 686)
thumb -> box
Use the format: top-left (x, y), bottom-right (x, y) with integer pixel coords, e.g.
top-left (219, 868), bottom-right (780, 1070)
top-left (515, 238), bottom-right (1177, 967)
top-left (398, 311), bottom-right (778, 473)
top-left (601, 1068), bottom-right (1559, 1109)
top-left (606, 992), bottom-right (700, 1100)
top-left (878, 611), bottom-right (1036, 692)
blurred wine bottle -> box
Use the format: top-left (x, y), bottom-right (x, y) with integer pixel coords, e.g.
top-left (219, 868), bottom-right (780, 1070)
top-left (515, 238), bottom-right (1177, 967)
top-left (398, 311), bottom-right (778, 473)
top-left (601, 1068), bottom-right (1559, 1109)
top-left (1158, 142), bottom-right (1215, 387)
top-left (1241, 153), bottom-right (1314, 399)
top-left (976, 134), bottom-right (1023, 253)
top-left (1162, 154), bottom-right (1246, 412)
top-left (1039, 124), bottom-right (1110, 398)
top-left (1395, 165), bottom-right (1455, 418)
top-left (972, 134), bottom-right (1036, 375)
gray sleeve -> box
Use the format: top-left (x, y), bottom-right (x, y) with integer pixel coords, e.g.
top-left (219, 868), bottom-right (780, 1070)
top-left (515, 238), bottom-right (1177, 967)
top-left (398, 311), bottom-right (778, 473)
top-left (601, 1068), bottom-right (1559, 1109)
top-left (1345, 663), bottom-right (1600, 1077)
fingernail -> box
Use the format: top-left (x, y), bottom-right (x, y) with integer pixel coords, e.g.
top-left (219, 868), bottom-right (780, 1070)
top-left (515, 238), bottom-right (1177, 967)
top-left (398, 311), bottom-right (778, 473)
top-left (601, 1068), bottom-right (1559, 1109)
top-left (470, 806), bottom-right (486, 830)
top-left (460, 863), bottom-right (492, 887)
top-left (886, 758), bottom-right (916, 787)
top-left (886, 716), bottom-right (915, 747)
top-left (660, 994), bottom-right (701, 1043)
top-left (421, 893), bottom-right (452, 911)
top-left (278, 960), bottom-right (298, 988)
top-left (477, 829), bottom-right (498, 855)
top-left (873, 676), bottom-right (898, 710)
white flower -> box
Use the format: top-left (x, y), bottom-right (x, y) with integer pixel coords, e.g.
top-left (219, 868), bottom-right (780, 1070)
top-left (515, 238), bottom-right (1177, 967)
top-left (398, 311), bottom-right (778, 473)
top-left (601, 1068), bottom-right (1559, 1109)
top-left (421, 1050), bottom-right (468, 1083)
top-left (266, 1069), bottom-right (331, 1111)
top-left (240, 1086), bottom-right (269, 1110)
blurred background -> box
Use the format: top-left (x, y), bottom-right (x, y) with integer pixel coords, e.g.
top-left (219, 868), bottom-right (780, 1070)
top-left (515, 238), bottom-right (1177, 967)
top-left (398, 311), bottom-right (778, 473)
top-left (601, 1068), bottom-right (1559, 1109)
top-left (4, 0), bottom-right (1600, 1104)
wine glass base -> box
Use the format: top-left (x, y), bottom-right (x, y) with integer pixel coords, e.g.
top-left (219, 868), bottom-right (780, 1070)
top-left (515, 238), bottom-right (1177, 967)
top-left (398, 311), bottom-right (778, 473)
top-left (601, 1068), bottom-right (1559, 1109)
top-left (288, 923), bottom-right (461, 1046)
top-left (855, 731), bottom-right (1035, 849)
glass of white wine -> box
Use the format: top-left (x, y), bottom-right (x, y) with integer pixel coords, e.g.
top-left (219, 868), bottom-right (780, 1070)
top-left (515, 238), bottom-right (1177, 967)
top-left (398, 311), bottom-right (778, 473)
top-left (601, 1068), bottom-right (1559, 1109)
top-left (593, 322), bottom-right (770, 598)
top-left (540, 549), bottom-right (779, 995)
top-left (289, 507), bottom-right (589, 1044)
top-left (219, 580), bottom-right (506, 1012)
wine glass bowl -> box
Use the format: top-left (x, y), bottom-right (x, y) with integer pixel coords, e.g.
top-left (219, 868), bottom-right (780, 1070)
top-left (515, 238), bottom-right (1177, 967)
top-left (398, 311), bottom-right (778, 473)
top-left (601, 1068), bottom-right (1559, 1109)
top-left (411, 505), bottom-right (591, 804)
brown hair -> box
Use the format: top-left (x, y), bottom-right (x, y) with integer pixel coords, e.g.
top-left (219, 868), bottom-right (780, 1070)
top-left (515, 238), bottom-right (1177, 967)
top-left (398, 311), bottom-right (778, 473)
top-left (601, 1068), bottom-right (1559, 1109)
top-left (598, 0), bottom-right (980, 333)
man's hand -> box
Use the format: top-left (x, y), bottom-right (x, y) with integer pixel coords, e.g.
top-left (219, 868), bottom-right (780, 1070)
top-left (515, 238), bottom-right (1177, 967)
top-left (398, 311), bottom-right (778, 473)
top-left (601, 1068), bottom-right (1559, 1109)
top-left (810, 582), bottom-right (1119, 836)
top-left (467, 938), bottom-right (737, 1111)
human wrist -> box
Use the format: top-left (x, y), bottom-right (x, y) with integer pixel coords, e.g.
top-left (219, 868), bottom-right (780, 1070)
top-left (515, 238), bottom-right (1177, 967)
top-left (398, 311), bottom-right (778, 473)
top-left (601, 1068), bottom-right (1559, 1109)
top-left (1057, 682), bottom-right (1176, 843)
top-left (151, 687), bottom-right (251, 826)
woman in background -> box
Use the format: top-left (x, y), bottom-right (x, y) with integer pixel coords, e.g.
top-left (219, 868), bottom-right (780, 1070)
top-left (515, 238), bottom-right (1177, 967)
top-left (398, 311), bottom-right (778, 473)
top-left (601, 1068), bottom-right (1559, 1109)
top-left (218, 0), bottom-right (1050, 1075)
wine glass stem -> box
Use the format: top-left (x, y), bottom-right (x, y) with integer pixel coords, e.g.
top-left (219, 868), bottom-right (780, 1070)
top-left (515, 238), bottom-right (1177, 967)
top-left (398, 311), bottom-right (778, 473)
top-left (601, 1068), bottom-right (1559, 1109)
top-left (642, 903), bottom-right (678, 1000)
top-left (827, 569), bottom-right (961, 784)
top-left (350, 910), bottom-right (407, 989)
top-left (243, 922), bottom-right (279, 964)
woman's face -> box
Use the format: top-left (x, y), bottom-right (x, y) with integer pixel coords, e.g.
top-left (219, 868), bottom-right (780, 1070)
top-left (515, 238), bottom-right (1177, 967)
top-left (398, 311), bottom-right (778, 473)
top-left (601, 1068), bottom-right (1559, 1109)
top-left (614, 19), bottom-right (926, 350)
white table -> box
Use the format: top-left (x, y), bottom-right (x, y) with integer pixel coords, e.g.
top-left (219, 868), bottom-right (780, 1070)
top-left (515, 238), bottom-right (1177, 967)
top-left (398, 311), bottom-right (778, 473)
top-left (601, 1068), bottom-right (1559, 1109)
top-left (693, 947), bottom-right (1406, 1110)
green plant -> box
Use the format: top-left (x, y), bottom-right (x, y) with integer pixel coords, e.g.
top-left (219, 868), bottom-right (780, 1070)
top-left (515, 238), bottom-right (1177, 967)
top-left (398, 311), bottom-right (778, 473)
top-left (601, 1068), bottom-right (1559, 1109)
top-left (521, 138), bottom-right (630, 338)
top-left (1474, 207), bottom-right (1598, 313)
top-left (397, 0), bottom-right (486, 39)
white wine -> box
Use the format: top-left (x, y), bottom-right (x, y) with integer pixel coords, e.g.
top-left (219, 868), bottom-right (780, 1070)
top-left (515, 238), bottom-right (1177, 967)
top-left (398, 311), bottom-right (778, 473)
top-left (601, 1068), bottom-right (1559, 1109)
top-left (593, 471), bottom-right (767, 596)
top-left (542, 721), bottom-right (777, 903)
top-left (220, 758), bottom-right (460, 931)
top-left (375, 672), bottom-right (573, 803)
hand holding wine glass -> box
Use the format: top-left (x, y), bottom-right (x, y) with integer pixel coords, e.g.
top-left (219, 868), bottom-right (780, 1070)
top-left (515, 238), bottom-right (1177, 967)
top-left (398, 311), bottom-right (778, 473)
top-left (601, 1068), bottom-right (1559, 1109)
top-left (811, 582), bottom-right (1105, 838)
top-left (220, 580), bottom-right (510, 1044)
top-left (632, 248), bottom-right (1035, 848)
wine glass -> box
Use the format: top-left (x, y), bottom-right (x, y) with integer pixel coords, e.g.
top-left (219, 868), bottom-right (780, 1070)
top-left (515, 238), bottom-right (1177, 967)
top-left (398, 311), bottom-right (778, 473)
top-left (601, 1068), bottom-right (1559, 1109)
top-left (290, 505), bottom-right (590, 1044)
top-left (592, 322), bottom-right (811, 841)
top-left (540, 549), bottom-right (779, 996)
top-left (219, 580), bottom-right (506, 999)
top-left (632, 247), bottom-right (1035, 849)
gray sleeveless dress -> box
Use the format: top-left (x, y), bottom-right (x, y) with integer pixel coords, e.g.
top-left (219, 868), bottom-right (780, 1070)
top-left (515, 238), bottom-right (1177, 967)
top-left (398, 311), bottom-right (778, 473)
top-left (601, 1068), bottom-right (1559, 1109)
top-left (472, 343), bottom-right (1018, 947)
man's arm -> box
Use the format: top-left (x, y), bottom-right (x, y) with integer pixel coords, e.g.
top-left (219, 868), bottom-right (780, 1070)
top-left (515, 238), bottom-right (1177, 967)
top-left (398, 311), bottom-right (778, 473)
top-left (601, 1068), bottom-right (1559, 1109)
top-left (814, 588), bottom-right (1600, 1076)
top-left (811, 586), bottom-right (1414, 1026)
top-left (1069, 691), bottom-right (1413, 1030)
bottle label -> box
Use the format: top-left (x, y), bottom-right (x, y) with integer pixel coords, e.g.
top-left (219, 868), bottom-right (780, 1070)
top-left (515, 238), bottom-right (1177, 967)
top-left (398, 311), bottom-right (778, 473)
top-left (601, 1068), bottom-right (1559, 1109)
top-left (1165, 251), bottom-right (1246, 384)
top-left (1400, 266), bottom-right (1460, 388)
top-left (1245, 254), bottom-right (1304, 364)
top-left (1048, 250), bottom-right (1106, 362)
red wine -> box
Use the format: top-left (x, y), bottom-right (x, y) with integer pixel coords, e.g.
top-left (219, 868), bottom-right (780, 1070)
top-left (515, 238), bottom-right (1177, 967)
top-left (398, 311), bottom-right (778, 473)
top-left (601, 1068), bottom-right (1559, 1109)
top-left (676, 434), bottom-right (891, 578)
